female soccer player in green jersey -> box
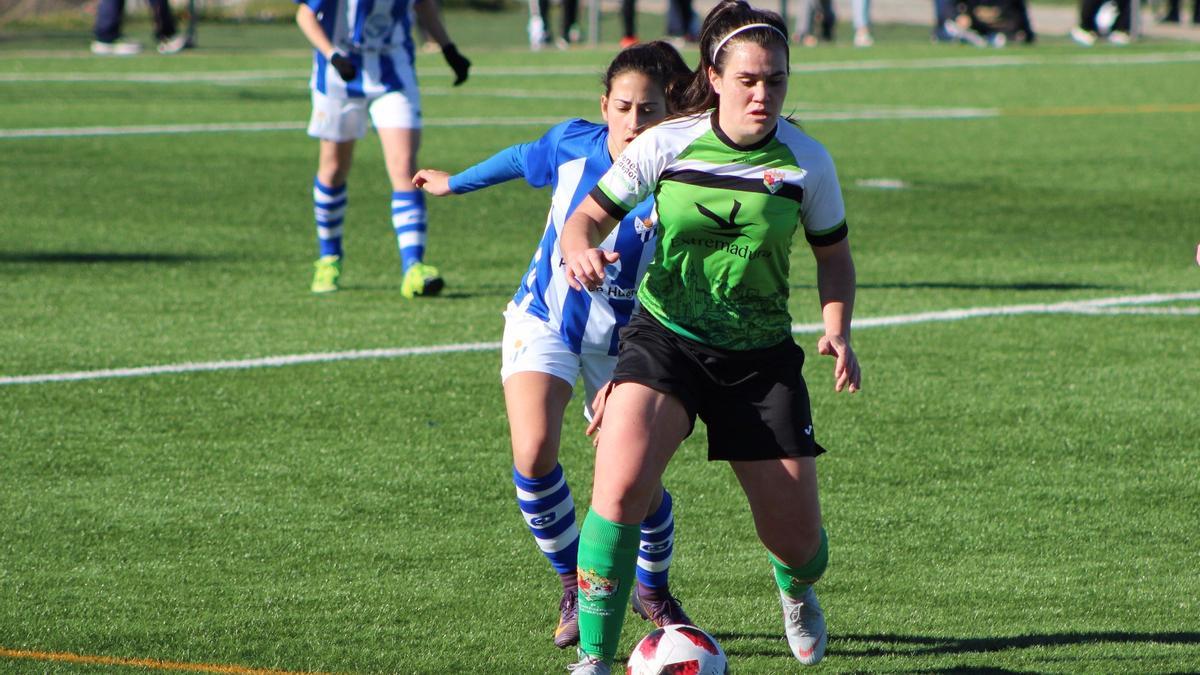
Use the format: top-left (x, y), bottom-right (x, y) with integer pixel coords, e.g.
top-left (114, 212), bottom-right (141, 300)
top-left (559, 1), bottom-right (860, 671)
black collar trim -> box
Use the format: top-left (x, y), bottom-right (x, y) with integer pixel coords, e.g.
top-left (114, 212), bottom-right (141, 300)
top-left (711, 108), bottom-right (777, 152)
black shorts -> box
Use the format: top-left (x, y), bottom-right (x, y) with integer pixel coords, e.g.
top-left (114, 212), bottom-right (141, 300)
top-left (611, 311), bottom-right (826, 462)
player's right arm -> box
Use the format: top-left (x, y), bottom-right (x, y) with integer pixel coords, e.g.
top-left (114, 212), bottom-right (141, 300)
top-left (561, 198), bottom-right (619, 292)
top-left (414, 142), bottom-right (533, 197)
top-left (295, 3), bottom-right (335, 58)
top-left (295, 2), bottom-right (357, 81)
top-left (415, 120), bottom-right (576, 198)
top-left (564, 125), bottom-right (662, 291)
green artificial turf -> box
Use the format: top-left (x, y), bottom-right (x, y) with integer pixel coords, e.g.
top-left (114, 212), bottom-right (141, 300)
top-left (2, 14), bottom-right (1198, 675)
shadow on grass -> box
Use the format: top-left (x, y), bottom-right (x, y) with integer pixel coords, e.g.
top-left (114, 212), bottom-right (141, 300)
top-left (0, 251), bottom-right (223, 264)
top-left (718, 630), bottom-right (1200, 664)
top-left (790, 281), bottom-right (1122, 292)
top-left (834, 631), bottom-right (1200, 656)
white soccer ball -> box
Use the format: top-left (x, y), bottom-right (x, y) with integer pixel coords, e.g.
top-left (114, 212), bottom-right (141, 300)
top-left (626, 624), bottom-right (729, 675)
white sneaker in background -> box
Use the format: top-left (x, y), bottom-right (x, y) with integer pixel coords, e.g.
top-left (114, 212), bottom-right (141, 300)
top-left (1069, 25), bottom-right (1098, 46)
top-left (1108, 30), bottom-right (1132, 45)
top-left (157, 34), bottom-right (188, 54)
top-left (90, 39), bottom-right (142, 55)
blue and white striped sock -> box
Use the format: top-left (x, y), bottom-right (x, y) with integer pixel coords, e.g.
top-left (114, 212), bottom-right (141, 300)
top-left (313, 179), bottom-right (347, 258)
top-left (637, 488), bottom-right (676, 589)
top-left (391, 190), bottom-right (426, 272)
top-left (513, 464), bottom-right (578, 576)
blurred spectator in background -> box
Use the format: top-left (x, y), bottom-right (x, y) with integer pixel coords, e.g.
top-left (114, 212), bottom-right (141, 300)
top-left (852, 0), bottom-right (874, 46)
top-left (1161, 0), bottom-right (1199, 23)
top-left (91, 0), bottom-right (188, 55)
top-left (665, 0), bottom-right (698, 43)
top-left (620, 0), bottom-right (638, 47)
top-left (933, 0), bottom-right (957, 40)
top-left (795, 0), bottom-right (873, 46)
top-left (1071, 0), bottom-right (1132, 45)
top-left (942, 0), bottom-right (1035, 46)
top-left (528, 0), bottom-right (581, 50)
top-left (794, 0), bottom-right (835, 45)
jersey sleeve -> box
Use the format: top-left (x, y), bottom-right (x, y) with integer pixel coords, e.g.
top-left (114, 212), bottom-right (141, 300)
top-left (588, 128), bottom-right (664, 222)
top-left (801, 145), bottom-right (848, 247)
top-left (297, 0), bottom-right (325, 11)
top-left (448, 143), bottom-right (532, 194)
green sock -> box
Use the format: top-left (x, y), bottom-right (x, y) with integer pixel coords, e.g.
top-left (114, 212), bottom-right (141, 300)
top-left (577, 510), bottom-right (640, 663)
top-left (770, 527), bottom-right (829, 599)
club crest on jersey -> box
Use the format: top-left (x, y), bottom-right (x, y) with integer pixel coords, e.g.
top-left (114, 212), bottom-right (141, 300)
top-left (763, 169), bottom-right (786, 194)
top-left (578, 568), bottom-right (618, 601)
top-left (633, 216), bottom-right (654, 243)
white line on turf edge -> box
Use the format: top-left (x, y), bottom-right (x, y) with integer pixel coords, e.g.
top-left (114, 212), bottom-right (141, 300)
top-left (2, 291), bottom-right (1196, 387)
top-left (788, 291), bottom-right (1200, 332)
top-left (0, 117), bottom-right (570, 139)
top-left (0, 343), bottom-right (502, 386)
top-left (3, 51), bottom-right (1198, 79)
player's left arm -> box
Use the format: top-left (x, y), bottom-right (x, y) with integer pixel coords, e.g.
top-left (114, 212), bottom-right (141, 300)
top-left (413, 0), bottom-right (470, 86)
top-left (811, 237), bottom-right (860, 393)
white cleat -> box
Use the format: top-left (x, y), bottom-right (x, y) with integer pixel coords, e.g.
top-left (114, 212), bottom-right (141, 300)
top-left (566, 653), bottom-right (610, 674)
top-left (781, 587), bottom-right (827, 665)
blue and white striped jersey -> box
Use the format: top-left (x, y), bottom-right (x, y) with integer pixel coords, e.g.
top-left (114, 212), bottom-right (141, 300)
top-left (297, 0), bottom-right (418, 98)
top-left (449, 119), bottom-right (658, 356)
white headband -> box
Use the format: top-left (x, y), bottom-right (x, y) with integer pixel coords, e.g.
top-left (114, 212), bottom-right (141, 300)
top-left (710, 22), bottom-right (788, 62)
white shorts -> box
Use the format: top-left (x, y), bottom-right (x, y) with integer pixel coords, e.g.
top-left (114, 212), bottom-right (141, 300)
top-left (500, 304), bottom-right (616, 420)
top-left (307, 88), bottom-right (421, 142)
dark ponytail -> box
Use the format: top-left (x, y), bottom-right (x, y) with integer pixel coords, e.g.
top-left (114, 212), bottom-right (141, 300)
top-left (602, 40), bottom-right (693, 113)
top-left (675, 0), bottom-right (789, 117)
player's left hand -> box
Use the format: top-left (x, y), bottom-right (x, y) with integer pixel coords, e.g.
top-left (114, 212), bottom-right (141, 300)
top-left (441, 43), bottom-right (470, 86)
top-left (586, 381), bottom-right (615, 447)
top-left (817, 334), bottom-right (861, 393)
top-left (330, 51), bottom-right (358, 82)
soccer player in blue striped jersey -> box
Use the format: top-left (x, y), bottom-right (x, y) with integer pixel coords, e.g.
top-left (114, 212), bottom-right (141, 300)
top-left (414, 42), bottom-right (694, 650)
top-left (295, 0), bottom-right (470, 296)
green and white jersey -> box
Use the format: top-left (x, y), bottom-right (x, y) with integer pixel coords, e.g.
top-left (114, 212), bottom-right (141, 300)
top-left (590, 110), bottom-right (848, 350)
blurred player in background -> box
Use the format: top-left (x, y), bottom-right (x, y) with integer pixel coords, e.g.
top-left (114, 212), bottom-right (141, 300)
top-left (560, 1), bottom-right (860, 671)
top-left (413, 42), bottom-right (694, 649)
top-left (527, 0), bottom-right (580, 49)
top-left (91, 0), bottom-right (189, 55)
top-left (295, 0), bottom-right (471, 296)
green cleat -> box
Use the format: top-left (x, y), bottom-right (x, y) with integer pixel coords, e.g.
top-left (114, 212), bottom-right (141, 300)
top-left (311, 255), bottom-right (342, 293)
top-left (400, 262), bottom-right (444, 298)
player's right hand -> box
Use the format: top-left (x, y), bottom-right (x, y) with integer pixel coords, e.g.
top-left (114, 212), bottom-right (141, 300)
top-left (565, 248), bottom-right (620, 292)
top-left (330, 52), bottom-right (357, 82)
top-left (413, 169), bottom-right (453, 196)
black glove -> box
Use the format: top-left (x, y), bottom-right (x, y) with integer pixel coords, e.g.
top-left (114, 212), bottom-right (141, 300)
top-left (441, 43), bottom-right (470, 86)
top-left (330, 51), bottom-right (357, 82)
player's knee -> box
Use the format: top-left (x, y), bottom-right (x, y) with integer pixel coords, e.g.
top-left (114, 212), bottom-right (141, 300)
top-left (757, 515), bottom-right (823, 564)
top-left (591, 474), bottom-right (657, 524)
top-left (512, 441), bottom-right (561, 478)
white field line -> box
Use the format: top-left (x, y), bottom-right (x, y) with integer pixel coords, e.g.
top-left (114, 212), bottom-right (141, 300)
top-left (0, 116), bottom-right (569, 139)
top-left (8, 97), bottom-right (1198, 139)
top-left (789, 291), bottom-right (1200, 332)
top-left (0, 342), bottom-right (502, 386)
top-left (4, 50), bottom-right (1199, 78)
top-left (2, 291), bottom-right (1196, 387)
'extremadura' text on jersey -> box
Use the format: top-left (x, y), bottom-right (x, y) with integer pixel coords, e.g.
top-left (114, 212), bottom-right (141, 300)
top-left (590, 111), bottom-right (848, 351)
